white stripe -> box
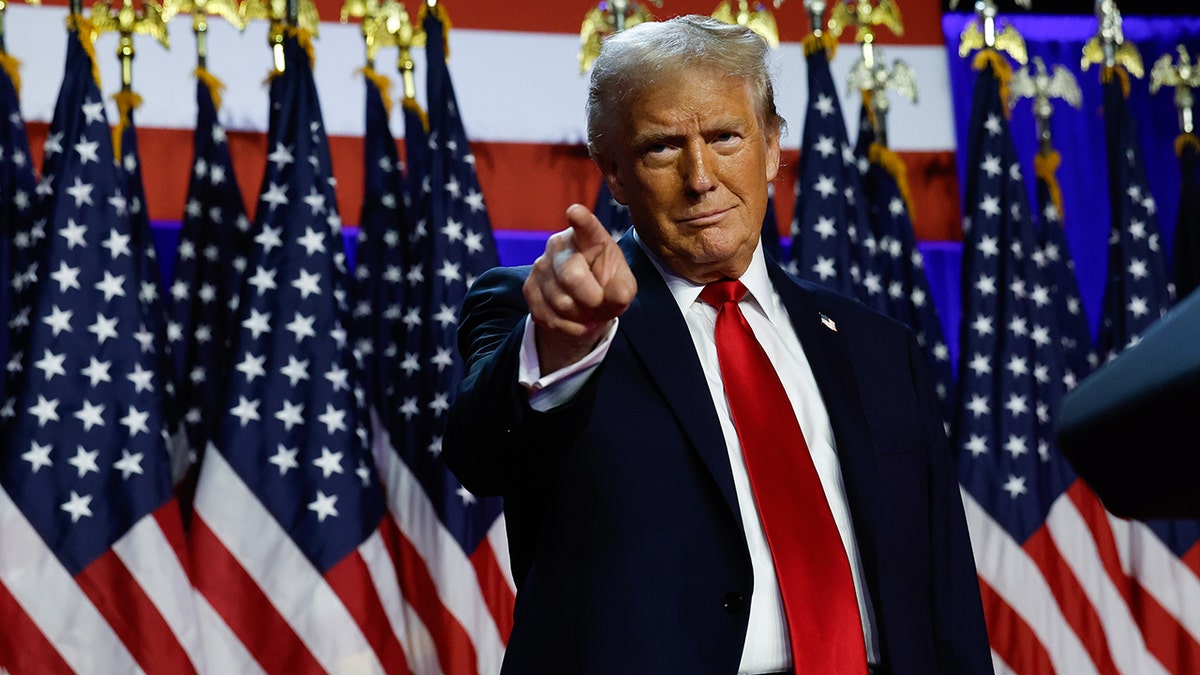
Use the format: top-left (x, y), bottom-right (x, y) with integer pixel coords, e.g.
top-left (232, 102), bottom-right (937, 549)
top-left (192, 447), bottom-right (385, 674)
top-left (486, 513), bottom-right (516, 594)
top-left (1118, 516), bottom-right (1200, 642)
top-left (357, 528), bottom-right (418, 665)
top-left (1044, 492), bottom-right (1167, 675)
top-left (0, 485), bottom-right (142, 674)
top-left (359, 529), bottom-right (445, 675)
top-left (111, 509), bottom-right (208, 671)
top-left (6, 4), bottom-right (956, 152)
top-left (961, 488), bottom-right (1101, 675)
top-left (991, 650), bottom-right (1018, 675)
top-left (397, 596), bottom-right (447, 675)
top-left (371, 417), bottom-right (506, 675)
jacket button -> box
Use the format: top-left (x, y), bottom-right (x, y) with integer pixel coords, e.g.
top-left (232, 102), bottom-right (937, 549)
top-left (722, 592), bottom-right (745, 614)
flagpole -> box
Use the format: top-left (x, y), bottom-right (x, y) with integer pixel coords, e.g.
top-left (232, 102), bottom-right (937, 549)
top-left (0, 0), bottom-right (7, 54)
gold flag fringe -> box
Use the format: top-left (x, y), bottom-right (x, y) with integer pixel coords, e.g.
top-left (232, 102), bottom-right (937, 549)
top-left (869, 142), bottom-right (916, 220)
top-left (111, 89), bottom-right (143, 159)
top-left (195, 66), bottom-right (226, 111)
top-left (360, 65), bottom-right (393, 116)
top-left (802, 31), bottom-right (838, 59)
top-left (418, 2), bottom-right (452, 60)
top-left (0, 52), bottom-right (21, 96)
top-left (66, 13), bottom-right (103, 90)
top-left (1033, 149), bottom-right (1065, 221)
top-left (1101, 64), bottom-right (1131, 99)
top-left (972, 50), bottom-right (1013, 118)
top-left (1176, 132), bottom-right (1200, 158)
top-left (402, 96), bottom-right (429, 133)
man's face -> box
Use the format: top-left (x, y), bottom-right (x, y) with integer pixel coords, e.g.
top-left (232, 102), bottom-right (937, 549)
top-left (598, 65), bottom-right (781, 284)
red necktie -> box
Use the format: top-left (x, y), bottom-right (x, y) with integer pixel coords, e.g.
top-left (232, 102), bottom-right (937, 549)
top-left (700, 279), bottom-right (867, 675)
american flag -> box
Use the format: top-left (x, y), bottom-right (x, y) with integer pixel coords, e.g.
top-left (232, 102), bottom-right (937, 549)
top-left (0, 51), bottom-right (38, 406)
top-left (1093, 68), bottom-right (1200, 673)
top-left (951, 52), bottom-right (1176, 674)
top-left (592, 178), bottom-right (632, 239)
top-left (788, 37), bottom-right (886, 312)
top-left (186, 31), bottom-right (410, 673)
top-left (113, 94), bottom-right (191, 488)
top-left (367, 4), bottom-right (514, 673)
top-left (854, 100), bottom-right (956, 425)
top-left (352, 66), bottom-right (409, 413)
top-left (1031, 145), bottom-right (1096, 391)
top-left (0, 26), bottom-right (204, 672)
top-left (1174, 132), bottom-right (1200, 299)
top-left (113, 95), bottom-right (170, 358)
top-left (167, 69), bottom-right (252, 509)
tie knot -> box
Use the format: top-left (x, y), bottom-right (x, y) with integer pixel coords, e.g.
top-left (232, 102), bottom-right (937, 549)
top-left (699, 279), bottom-right (748, 308)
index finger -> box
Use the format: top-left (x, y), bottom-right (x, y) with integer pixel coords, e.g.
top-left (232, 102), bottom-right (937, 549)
top-left (565, 203), bottom-right (613, 254)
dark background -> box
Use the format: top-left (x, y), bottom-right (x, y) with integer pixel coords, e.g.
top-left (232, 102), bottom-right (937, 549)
top-left (941, 1), bottom-right (1199, 16)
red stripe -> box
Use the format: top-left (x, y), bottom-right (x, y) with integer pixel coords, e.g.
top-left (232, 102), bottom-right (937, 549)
top-left (379, 515), bottom-right (482, 675)
top-left (1182, 540), bottom-right (1200, 576)
top-left (1071, 483), bottom-right (1200, 672)
top-left (323, 540), bottom-right (412, 675)
top-left (74, 549), bottom-right (198, 675)
top-left (976, 576), bottom-right (1057, 675)
top-left (468, 538), bottom-right (515, 643)
top-left (189, 515), bottom-right (325, 675)
top-left (0, 578), bottom-right (73, 675)
top-left (21, 126), bottom-right (962, 243)
top-left (1067, 482), bottom-right (1135, 605)
top-left (153, 500), bottom-right (193, 573)
top-left (1022, 526), bottom-right (1122, 675)
top-left (1128, 577), bottom-right (1200, 675)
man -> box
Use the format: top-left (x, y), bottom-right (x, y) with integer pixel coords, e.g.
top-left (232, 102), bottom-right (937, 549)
top-left (444, 15), bottom-right (993, 675)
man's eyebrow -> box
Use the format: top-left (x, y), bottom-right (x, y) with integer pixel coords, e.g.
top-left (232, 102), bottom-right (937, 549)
top-left (628, 128), bottom-right (679, 148)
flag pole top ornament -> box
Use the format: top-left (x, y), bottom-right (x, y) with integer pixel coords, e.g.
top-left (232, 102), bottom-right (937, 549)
top-left (712, 0), bottom-right (784, 49)
top-left (1011, 56), bottom-right (1081, 153)
top-left (828, 0), bottom-right (902, 45)
top-left (1081, 0), bottom-right (1142, 79)
top-left (953, 0), bottom-right (1029, 66)
top-left (578, 0), bottom-right (661, 74)
top-left (1150, 45), bottom-right (1200, 136)
top-left (837, 0), bottom-right (913, 146)
top-left (341, 0), bottom-right (421, 65)
top-left (92, 0), bottom-right (175, 92)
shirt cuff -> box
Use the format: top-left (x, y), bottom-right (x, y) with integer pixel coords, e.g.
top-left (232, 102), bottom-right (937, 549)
top-left (518, 316), bottom-right (618, 412)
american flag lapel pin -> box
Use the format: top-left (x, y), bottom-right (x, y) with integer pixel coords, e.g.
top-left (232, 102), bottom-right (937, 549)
top-left (819, 312), bottom-right (837, 332)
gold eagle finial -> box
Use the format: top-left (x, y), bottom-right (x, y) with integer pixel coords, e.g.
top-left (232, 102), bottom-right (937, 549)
top-left (712, 1), bottom-right (784, 49)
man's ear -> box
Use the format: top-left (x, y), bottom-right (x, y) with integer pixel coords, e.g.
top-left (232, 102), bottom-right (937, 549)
top-left (597, 154), bottom-right (629, 205)
top-left (765, 129), bottom-right (782, 183)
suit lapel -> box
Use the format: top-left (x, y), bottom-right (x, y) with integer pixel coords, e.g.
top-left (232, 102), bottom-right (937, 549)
top-left (767, 262), bottom-right (883, 573)
top-left (617, 237), bottom-right (744, 523)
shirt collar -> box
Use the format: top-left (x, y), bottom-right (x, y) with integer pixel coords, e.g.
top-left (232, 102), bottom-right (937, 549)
top-left (631, 228), bottom-right (778, 322)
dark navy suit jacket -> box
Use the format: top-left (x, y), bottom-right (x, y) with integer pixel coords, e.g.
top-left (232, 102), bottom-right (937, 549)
top-left (444, 236), bottom-right (994, 675)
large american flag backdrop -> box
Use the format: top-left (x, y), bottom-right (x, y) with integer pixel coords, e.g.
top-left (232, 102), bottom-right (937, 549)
top-left (3, 1), bottom-right (1200, 673)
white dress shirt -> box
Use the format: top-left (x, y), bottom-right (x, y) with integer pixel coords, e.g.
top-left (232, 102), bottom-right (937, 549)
top-left (518, 233), bottom-right (879, 673)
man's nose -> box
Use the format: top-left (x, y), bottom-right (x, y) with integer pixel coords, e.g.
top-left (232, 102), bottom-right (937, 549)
top-left (681, 140), bottom-right (716, 194)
